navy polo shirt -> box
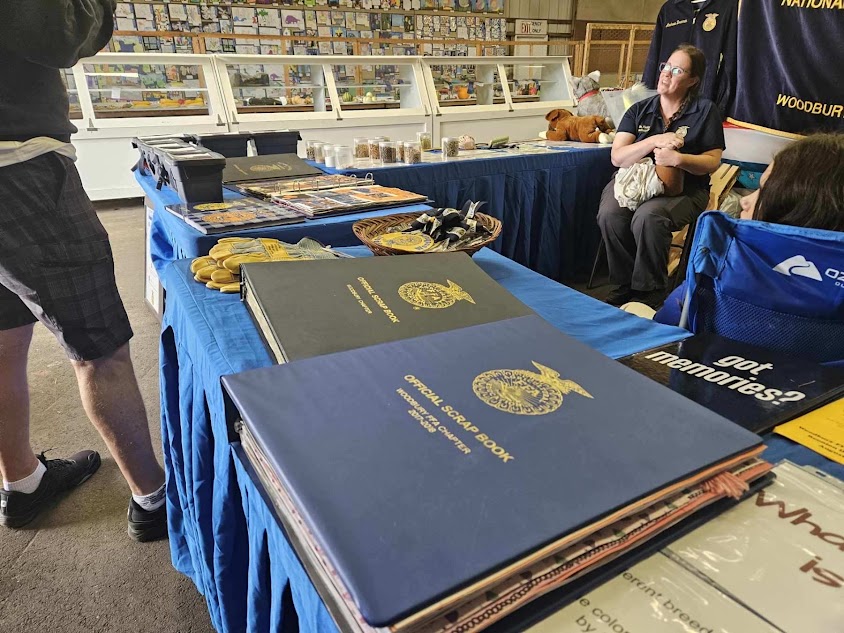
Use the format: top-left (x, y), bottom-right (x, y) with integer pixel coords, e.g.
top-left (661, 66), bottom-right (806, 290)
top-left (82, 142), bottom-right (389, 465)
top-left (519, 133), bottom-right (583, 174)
top-left (617, 95), bottom-right (725, 194)
top-left (642, 0), bottom-right (738, 117)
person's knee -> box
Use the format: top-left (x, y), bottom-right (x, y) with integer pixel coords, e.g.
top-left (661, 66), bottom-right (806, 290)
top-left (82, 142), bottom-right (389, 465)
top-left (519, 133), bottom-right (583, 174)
top-left (0, 323), bottom-right (35, 362)
top-left (71, 342), bottom-right (132, 375)
top-left (597, 201), bottom-right (627, 231)
top-left (631, 204), bottom-right (671, 237)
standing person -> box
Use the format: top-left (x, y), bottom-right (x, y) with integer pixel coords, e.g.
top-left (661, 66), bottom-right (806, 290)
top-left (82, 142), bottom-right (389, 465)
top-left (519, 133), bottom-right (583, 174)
top-left (0, 1), bottom-right (167, 542)
top-left (597, 44), bottom-right (725, 309)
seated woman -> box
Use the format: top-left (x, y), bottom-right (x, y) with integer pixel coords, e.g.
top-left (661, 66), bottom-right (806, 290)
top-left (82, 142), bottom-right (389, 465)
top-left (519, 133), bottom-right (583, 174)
top-left (598, 44), bottom-right (724, 308)
top-left (653, 132), bottom-right (844, 325)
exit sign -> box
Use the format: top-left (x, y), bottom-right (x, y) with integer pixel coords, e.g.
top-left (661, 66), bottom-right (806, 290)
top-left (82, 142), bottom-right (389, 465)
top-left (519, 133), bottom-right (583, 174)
top-left (515, 19), bottom-right (548, 36)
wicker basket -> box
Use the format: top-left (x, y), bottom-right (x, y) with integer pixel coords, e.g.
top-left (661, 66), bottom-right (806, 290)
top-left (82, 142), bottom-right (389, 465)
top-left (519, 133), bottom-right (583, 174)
top-left (353, 211), bottom-right (502, 257)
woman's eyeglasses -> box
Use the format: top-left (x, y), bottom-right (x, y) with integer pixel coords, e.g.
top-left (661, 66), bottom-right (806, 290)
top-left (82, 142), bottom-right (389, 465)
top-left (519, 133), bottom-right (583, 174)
top-left (658, 62), bottom-right (688, 77)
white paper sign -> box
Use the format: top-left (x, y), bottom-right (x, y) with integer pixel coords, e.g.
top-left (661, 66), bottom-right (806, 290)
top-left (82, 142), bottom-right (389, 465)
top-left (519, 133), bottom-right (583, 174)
top-left (667, 462), bottom-right (844, 633)
top-left (528, 556), bottom-right (779, 633)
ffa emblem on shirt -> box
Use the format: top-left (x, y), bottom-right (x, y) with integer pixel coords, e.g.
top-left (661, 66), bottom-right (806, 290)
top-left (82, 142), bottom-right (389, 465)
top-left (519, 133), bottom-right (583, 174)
top-left (702, 13), bottom-right (718, 32)
top-left (676, 126), bottom-right (690, 139)
top-left (398, 280), bottom-right (475, 309)
top-left (473, 361), bottom-right (593, 416)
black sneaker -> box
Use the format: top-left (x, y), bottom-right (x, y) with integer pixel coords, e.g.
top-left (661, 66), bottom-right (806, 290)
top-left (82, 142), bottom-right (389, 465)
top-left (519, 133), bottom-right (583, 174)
top-left (0, 450), bottom-right (101, 529)
top-left (635, 288), bottom-right (669, 310)
top-left (127, 499), bottom-right (168, 543)
top-left (605, 285), bottom-right (633, 306)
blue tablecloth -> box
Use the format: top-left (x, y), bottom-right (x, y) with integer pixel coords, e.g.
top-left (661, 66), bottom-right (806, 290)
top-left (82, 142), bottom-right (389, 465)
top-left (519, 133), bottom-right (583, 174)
top-left (157, 242), bottom-right (843, 633)
top-left (137, 172), bottom-right (431, 273)
top-left (323, 148), bottom-right (616, 281)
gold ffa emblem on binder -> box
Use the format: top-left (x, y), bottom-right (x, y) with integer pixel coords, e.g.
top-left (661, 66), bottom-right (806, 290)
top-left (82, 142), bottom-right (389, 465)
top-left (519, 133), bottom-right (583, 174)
top-left (398, 280), bottom-right (475, 309)
top-left (249, 162), bottom-right (293, 173)
top-left (193, 202), bottom-right (236, 211)
top-left (473, 361), bottom-right (593, 416)
top-left (372, 232), bottom-right (435, 253)
top-left (702, 13), bottom-right (718, 32)
top-left (202, 211), bottom-right (258, 224)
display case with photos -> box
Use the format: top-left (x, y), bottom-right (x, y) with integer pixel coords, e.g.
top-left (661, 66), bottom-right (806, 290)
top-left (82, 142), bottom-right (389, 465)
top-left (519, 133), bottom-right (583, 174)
top-left (325, 57), bottom-right (428, 117)
top-left (70, 53), bottom-right (229, 129)
top-left (213, 55), bottom-right (335, 126)
top-left (499, 57), bottom-right (575, 111)
top-left (421, 58), bottom-right (509, 112)
top-left (61, 69), bottom-right (83, 121)
top-left (223, 60), bottom-right (325, 114)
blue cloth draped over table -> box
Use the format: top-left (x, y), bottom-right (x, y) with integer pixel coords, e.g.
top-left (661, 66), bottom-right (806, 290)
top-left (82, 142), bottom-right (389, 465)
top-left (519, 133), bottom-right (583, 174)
top-left (156, 242), bottom-right (842, 633)
top-left (136, 171), bottom-right (432, 270)
top-left (321, 147), bottom-right (616, 281)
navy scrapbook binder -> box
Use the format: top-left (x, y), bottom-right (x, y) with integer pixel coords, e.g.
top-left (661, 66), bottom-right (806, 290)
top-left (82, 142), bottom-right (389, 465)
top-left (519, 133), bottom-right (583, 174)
top-left (222, 315), bottom-right (762, 627)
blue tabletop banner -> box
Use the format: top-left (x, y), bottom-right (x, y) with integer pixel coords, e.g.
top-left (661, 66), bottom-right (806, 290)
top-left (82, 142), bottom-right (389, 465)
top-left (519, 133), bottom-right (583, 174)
top-left (729, 0), bottom-right (844, 137)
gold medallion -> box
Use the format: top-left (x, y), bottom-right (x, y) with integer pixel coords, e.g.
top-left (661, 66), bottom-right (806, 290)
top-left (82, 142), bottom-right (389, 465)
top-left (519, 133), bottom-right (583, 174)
top-left (193, 202), bottom-right (238, 211)
top-left (202, 210), bottom-right (258, 224)
top-left (473, 361), bottom-right (593, 416)
top-left (398, 279), bottom-right (475, 309)
top-left (372, 232), bottom-right (435, 253)
top-left (702, 13), bottom-right (718, 32)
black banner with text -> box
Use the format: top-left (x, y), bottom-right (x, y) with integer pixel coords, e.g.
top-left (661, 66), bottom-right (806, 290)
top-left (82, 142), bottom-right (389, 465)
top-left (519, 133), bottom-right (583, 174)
top-left (730, 0), bottom-right (844, 137)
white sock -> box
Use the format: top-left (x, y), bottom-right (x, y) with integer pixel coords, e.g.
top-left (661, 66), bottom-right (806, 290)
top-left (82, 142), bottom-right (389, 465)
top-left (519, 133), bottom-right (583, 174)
top-left (4, 461), bottom-right (47, 494)
top-left (133, 483), bottom-right (166, 512)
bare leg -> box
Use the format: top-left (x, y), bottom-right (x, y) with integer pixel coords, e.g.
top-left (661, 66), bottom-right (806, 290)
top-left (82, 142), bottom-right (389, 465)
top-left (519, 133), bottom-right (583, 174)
top-left (72, 343), bottom-right (164, 496)
top-left (0, 323), bottom-right (40, 483)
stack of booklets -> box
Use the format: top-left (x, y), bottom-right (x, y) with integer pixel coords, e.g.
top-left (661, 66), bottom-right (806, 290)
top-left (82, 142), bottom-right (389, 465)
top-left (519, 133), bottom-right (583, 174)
top-left (223, 255), bottom-right (772, 633)
top-left (619, 333), bottom-right (844, 434)
top-left (165, 198), bottom-right (304, 235)
top-left (271, 185), bottom-right (428, 218)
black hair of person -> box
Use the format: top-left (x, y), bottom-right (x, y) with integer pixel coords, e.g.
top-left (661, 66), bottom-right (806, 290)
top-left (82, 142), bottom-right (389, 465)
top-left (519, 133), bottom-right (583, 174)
top-left (755, 133), bottom-right (844, 233)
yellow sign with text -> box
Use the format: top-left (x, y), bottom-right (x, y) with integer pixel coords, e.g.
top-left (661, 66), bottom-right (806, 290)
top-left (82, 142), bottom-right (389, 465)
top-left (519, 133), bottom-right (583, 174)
top-left (775, 398), bottom-right (844, 465)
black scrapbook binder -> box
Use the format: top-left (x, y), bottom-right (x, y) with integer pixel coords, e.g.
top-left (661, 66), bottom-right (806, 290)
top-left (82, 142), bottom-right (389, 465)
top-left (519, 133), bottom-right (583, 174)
top-left (239, 252), bottom-right (534, 363)
top-left (222, 153), bottom-right (324, 184)
top-left (619, 333), bottom-right (844, 434)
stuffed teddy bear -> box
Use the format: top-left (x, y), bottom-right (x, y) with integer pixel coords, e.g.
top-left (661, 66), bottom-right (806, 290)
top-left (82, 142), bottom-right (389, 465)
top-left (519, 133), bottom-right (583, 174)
top-left (544, 109), bottom-right (613, 143)
top-left (571, 71), bottom-right (612, 126)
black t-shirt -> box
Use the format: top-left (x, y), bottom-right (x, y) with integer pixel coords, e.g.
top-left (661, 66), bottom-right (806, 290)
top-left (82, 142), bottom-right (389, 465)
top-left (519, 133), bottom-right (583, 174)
top-left (617, 95), bottom-right (726, 193)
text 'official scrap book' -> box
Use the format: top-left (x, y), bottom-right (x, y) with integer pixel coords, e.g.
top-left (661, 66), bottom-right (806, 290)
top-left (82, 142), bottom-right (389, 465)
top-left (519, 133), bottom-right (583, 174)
top-left (223, 313), bottom-right (772, 633)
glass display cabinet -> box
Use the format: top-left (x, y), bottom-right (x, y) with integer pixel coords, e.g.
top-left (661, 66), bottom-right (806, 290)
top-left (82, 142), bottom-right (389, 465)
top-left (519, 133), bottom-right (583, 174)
top-left (328, 58), bottom-right (427, 115)
top-left (72, 54), bottom-right (227, 126)
top-left (66, 53), bottom-right (228, 200)
top-left (213, 55), bottom-right (333, 124)
top-left (423, 58), bottom-right (509, 111)
top-left (421, 56), bottom-right (574, 145)
top-left (62, 69), bottom-right (83, 121)
top-left (64, 53), bottom-right (573, 199)
top-left (499, 57), bottom-right (575, 113)
top-left (214, 55), bottom-right (429, 149)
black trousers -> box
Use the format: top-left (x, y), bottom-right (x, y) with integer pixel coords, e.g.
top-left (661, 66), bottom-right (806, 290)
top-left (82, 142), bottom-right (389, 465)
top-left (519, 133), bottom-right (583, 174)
top-left (597, 176), bottom-right (708, 292)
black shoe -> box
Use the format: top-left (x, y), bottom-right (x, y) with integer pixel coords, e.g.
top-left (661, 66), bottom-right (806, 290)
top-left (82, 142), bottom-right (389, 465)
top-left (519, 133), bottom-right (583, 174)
top-left (127, 498), bottom-right (168, 543)
top-left (0, 450), bottom-right (101, 529)
top-left (635, 288), bottom-right (669, 310)
top-left (605, 285), bottom-right (633, 306)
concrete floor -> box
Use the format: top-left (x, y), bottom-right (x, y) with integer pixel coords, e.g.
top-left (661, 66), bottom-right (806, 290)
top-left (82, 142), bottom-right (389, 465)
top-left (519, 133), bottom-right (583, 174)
top-left (1, 201), bottom-right (214, 633)
top-left (0, 199), bottom-right (615, 633)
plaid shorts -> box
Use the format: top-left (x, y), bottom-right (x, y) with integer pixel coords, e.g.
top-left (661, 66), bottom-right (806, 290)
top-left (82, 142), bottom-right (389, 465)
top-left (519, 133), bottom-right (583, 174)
top-left (0, 152), bottom-right (133, 361)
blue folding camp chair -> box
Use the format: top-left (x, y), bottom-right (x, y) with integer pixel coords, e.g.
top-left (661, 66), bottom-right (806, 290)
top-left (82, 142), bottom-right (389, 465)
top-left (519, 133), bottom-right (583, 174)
top-left (679, 212), bottom-right (844, 366)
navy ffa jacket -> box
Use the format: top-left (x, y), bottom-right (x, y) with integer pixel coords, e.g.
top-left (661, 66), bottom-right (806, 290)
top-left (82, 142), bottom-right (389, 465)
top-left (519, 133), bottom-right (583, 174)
top-left (642, 0), bottom-right (738, 119)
